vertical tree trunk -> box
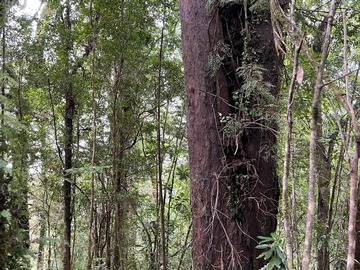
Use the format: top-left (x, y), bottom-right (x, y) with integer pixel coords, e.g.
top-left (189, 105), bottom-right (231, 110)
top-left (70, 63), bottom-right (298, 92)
top-left (111, 61), bottom-right (128, 270)
top-left (282, 40), bottom-right (301, 270)
top-left (87, 1), bottom-right (97, 268)
top-left (355, 204), bottom-right (360, 269)
top-left (301, 2), bottom-right (337, 269)
top-left (63, 3), bottom-right (75, 269)
top-left (0, 5), bottom-right (7, 264)
top-left (347, 142), bottom-right (360, 270)
top-left (112, 108), bottom-right (125, 270)
top-left (37, 211), bottom-right (46, 270)
top-left (342, 1), bottom-right (360, 268)
top-left (14, 68), bottom-right (30, 250)
top-left (316, 114), bottom-right (331, 270)
top-left (180, 1), bottom-right (280, 269)
top-left (156, 23), bottom-right (167, 270)
top-left (105, 202), bottom-right (112, 270)
top-left (63, 82), bottom-right (74, 270)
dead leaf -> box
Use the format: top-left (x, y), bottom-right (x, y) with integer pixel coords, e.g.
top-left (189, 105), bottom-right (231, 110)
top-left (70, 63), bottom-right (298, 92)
top-left (296, 66), bottom-right (304, 84)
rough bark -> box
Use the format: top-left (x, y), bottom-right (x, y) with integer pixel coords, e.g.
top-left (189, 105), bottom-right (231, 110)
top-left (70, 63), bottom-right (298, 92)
top-left (180, 1), bottom-right (280, 269)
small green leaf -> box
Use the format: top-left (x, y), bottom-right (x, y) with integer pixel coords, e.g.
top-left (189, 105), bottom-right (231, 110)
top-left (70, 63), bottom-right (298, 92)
top-left (256, 244), bottom-right (271, 249)
top-left (1, 209), bottom-right (12, 222)
top-left (266, 261), bottom-right (275, 270)
top-left (257, 253), bottom-right (266, 259)
top-left (0, 159), bottom-right (7, 169)
top-left (258, 235), bottom-right (273, 243)
top-left (271, 256), bottom-right (282, 267)
top-left (276, 246), bottom-right (287, 263)
top-left (264, 249), bottom-right (273, 260)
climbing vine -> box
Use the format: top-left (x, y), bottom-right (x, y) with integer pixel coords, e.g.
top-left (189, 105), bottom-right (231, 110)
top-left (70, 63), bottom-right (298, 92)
top-left (207, 1), bottom-right (280, 230)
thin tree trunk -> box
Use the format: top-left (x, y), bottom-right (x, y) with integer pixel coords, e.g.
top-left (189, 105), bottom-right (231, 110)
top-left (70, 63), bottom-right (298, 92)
top-left (342, 2), bottom-right (360, 268)
top-left (156, 22), bottom-right (167, 270)
top-left (111, 59), bottom-right (129, 270)
top-left (108, 5), bottom-right (127, 269)
top-left (301, 2), bottom-right (337, 269)
top-left (316, 107), bottom-right (331, 270)
top-left (106, 201), bottom-right (112, 270)
top-left (46, 191), bottom-right (52, 270)
top-left (176, 222), bottom-right (191, 270)
top-left (347, 142), bottom-right (360, 270)
top-left (355, 122), bottom-right (360, 270)
top-left (63, 82), bottom-right (74, 270)
top-left (62, 3), bottom-right (74, 269)
top-left (87, 0), bottom-right (97, 267)
top-left (112, 100), bottom-right (125, 270)
top-left (37, 211), bottom-right (46, 270)
top-left (14, 67), bottom-right (30, 250)
top-left (356, 202), bottom-right (360, 270)
top-left (282, 40), bottom-right (301, 270)
top-left (0, 6), bottom-right (7, 265)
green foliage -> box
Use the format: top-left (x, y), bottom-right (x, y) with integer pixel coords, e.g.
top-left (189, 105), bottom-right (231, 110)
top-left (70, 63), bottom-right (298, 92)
top-left (256, 233), bottom-right (288, 270)
top-left (206, 0), bottom-right (242, 10)
top-left (220, 113), bottom-right (242, 137)
top-left (208, 41), bottom-right (231, 77)
top-left (0, 209), bottom-right (12, 222)
top-left (218, 62), bottom-right (277, 154)
top-left (235, 63), bottom-right (275, 116)
top-left (0, 191), bottom-right (31, 269)
top-left (249, 0), bottom-right (270, 14)
top-left (3, 0), bottom-right (191, 269)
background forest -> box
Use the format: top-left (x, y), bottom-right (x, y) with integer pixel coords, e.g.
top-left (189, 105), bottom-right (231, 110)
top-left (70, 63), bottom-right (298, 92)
top-left (0, 0), bottom-right (360, 269)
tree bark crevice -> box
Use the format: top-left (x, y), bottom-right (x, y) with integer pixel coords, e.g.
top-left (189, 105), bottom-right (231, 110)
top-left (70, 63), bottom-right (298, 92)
top-left (180, 2), bottom-right (281, 269)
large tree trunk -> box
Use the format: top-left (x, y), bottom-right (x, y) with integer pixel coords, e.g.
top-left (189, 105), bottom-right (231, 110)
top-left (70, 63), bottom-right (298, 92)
top-left (180, 1), bottom-right (280, 269)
